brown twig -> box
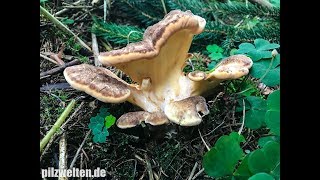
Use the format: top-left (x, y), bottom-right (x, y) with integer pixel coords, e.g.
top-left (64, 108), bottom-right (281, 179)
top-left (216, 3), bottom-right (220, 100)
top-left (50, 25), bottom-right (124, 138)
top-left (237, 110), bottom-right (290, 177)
top-left (40, 53), bottom-right (59, 65)
top-left (40, 59), bottom-right (80, 79)
top-left (69, 130), bottom-right (91, 169)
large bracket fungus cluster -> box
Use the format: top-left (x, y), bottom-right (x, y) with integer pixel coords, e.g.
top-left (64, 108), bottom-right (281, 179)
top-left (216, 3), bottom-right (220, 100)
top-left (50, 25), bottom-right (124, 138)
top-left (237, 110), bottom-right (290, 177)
top-left (64, 10), bottom-right (253, 129)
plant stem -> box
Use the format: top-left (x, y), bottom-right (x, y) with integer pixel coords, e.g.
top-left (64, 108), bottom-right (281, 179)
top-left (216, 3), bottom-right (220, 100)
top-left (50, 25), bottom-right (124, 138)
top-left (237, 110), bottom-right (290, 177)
top-left (40, 5), bottom-right (91, 52)
top-left (40, 99), bottom-right (76, 152)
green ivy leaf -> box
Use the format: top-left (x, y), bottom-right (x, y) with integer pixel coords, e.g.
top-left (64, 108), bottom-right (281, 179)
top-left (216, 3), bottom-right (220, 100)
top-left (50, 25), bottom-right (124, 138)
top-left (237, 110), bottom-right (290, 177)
top-left (105, 115), bottom-right (116, 128)
top-left (92, 127), bottom-right (109, 143)
top-left (248, 173), bottom-right (275, 180)
top-left (203, 132), bottom-right (245, 178)
top-left (61, 18), bottom-right (74, 25)
top-left (88, 116), bottom-right (104, 130)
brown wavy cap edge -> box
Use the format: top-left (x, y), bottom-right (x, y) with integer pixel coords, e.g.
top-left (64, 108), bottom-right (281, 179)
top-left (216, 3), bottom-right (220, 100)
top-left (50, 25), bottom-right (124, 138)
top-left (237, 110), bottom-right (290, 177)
top-left (98, 10), bottom-right (206, 65)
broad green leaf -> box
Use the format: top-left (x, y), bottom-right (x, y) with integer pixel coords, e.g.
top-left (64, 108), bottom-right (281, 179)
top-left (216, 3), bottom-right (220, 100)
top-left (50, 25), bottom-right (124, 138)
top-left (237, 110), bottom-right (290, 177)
top-left (261, 68), bottom-right (280, 87)
top-left (272, 54), bottom-right (280, 68)
top-left (250, 59), bottom-right (280, 86)
top-left (248, 150), bottom-right (272, 173)
top-left (248, 141), bottom-right (280, 174)
top-left (88, 116), bottom-right (104, 130)
top-left (230, 48), bottom-right (238, 55)
top-left (207, 44), bottom-right (223, 53)
top-left (263, 142), bottom-right (280, 167)
top-left (271, 163), bottom-right (280, 180)
top-left (244, 109), bottom-right (267, 129)
top-left (234, 155), bottom-right (252, 178)
top-left (247, 50), bottom-right (262, 61)
top-left (105, 115), bottom-right (116, 128)
top-left (208, 61), bottom-right (217, 70)
top-left (258, 136), bottom-right (279, 148)
top-left (254, 39), bottom-right (280, 51)
top-left (209, 52), bottom-right (224, 60)
top-left (203, 132), bottom-right (245, 178)
top-left (237, 43), bottom-right (255, 54)
top-left (267, 90), bottom-right (280, 111)
top-left (248, 173), bottom-right (275, 180)
top-left (93, 127), bottom-right (109, 143)
top-left (98, 107), bottom-right (110, 117)
top-left (265, 110), bottom-right (280, 136)
top-left (246, 96), bottom-right (267, 109)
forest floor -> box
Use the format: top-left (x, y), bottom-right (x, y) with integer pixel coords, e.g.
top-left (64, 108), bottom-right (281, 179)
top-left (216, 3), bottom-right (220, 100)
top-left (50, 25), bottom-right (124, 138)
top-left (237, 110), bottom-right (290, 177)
top-left (40, 1), bottom-right (269, 179)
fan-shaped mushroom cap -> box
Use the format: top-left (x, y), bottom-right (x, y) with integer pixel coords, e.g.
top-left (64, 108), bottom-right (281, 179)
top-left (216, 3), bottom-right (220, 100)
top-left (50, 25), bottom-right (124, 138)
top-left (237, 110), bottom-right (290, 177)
top-left (188, 71), bottom-right (207, 81)
top-left (206, 55), bottom-right (253, 80)
top-left (98, 10), bottom-right (206, 87)
top-left (164, 96), bottom-right (209, 126)
top-left (64, 64), bottom-right (131, 103)
top-left (116, 111), bottom-right (169, 129)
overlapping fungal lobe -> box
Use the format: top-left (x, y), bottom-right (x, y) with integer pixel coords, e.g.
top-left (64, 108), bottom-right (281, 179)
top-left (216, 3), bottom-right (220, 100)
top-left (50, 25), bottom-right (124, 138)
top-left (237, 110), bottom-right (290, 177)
top-left (164, 96), bottom-right (209, 126)
top-left (63, 64), bottom-right (131, 103)
top-left (116, 111), bottom-right (169, 129)
top-left (98, 10), bottom-right (206, 86)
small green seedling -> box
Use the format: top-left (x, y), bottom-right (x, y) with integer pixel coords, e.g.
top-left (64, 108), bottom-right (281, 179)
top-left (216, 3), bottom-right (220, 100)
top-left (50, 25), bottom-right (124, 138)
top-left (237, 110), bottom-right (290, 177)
top-left (88, 107), bottom-right (116, 143)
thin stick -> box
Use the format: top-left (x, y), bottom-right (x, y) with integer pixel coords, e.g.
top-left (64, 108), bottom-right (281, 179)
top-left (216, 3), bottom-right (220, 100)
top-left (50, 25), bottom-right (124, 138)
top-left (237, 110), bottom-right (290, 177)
top-left (61, 102), bottom-right (85, 130)
top-left (40, 99), bottom-right (76, 152)
top-left (160, 0), bottom-right (167, 15)
top-left (198, 129), bottom-right (210, 151)
top-left (187, 162), bottom-right (198, 180)
top-left (40, 59), bottom-right (80, 78)
top-left (144, 154), bottom-right (154, 180)
top-left (55, 0), bottom-right (82, 16)
top-left (62, 6), bottom-right (92, 9)
top-left (59, 133), bottom-right (68, 180)
top-left (238, 99), bottom-right (246, 135)
top-left (191, 168), bottom-right (204, 180)
top-left (40, 53), bottom-right (59, 65)
top-left (69, 130), bottom-right (91, 169)
top-left (91, 33), bottom-right (101, 66)
top-left (103, 0), bottom-right (107, 22)
top-left (40, 5), bottom-right (91, 52)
